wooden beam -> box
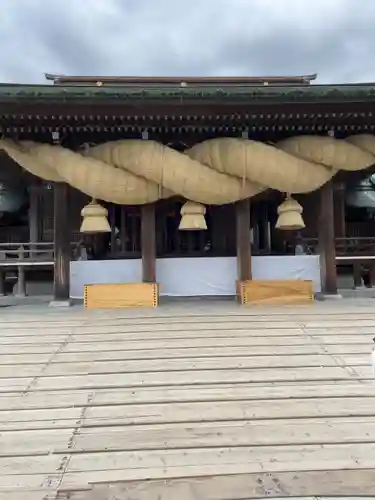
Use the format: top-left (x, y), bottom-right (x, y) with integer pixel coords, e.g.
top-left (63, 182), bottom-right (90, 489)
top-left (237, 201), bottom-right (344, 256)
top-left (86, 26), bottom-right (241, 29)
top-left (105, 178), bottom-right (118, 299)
top-left (53, 182), bottom-right (71, 301)
top-left (141, 203), bottom-right (156, 283)
top-left (318, 180), bottom-right (337, 294)
top-left (236, 199), bottom-right (252, 281)
top-left (2, 100), bottom-right (375, 122)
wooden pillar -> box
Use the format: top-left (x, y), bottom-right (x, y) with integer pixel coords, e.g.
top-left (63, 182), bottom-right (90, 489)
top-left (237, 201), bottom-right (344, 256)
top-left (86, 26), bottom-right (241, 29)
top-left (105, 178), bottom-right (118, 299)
top-left (318, 180), bottom-right (338, 294)
top-left (141, 203), bottom-right (156, 282)
top-left (236, 199), bottom-right (252, 281)
top-left (29, 184), bottom-right (42, 259)
top-left (53, 183), bottom-right (71, 301)
top-left (334, 183), bottom-right (346, 238)
top-left (15, 266), bottom-right (26, 297)
top-left (108, 204), bottom-right (116, 255)
top-left (29, 184), bottom-right (41, 242)
top-left (0, 270), bottom-right (4, 296)
top-left (259, 202), bottom-right (271, 254)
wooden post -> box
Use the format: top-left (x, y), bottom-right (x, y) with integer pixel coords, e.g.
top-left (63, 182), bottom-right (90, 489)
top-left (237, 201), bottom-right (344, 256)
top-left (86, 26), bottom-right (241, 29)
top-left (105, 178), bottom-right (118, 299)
top-left (318, 180), bottom-right (338, 294)
top-left (334, 182), bottom-right (346, 238)
top-left (141, 203), bottom-right (156, 282)
top-left (29, 184), bottom-right (41, 257)
top-left (259, 202), bottom-right (271, 254)
top-left (236, 199), bottom-right (252, 281)
top-left (15, 266), bottom-right (26, 297)
top-left (15, 245), bottom-right (26, 297)
top-left (0, 270), bottom-right (4, 296)
top-left (53, 183), bottom-right (71, 301)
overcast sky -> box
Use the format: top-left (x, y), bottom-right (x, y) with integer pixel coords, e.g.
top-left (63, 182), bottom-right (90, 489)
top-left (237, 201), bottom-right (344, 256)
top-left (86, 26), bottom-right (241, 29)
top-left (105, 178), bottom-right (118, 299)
top-left (1, 0), bottom-right (374, 85)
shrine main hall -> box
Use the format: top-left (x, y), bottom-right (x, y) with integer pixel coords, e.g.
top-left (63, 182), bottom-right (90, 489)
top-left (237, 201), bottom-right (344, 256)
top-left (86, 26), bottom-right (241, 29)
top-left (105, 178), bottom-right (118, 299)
top-left (1, 72), bottom-right (375, 304)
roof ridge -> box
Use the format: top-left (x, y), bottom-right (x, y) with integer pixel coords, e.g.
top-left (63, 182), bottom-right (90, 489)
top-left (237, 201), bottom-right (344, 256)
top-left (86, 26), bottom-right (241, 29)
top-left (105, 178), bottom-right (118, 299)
top-left (45, 73), bottom-right (318, 86)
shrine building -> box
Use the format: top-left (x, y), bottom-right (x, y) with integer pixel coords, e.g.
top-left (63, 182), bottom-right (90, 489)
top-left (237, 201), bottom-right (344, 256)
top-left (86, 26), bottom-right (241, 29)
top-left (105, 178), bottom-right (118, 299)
top-left (0, 73), bottom-right (375, 305)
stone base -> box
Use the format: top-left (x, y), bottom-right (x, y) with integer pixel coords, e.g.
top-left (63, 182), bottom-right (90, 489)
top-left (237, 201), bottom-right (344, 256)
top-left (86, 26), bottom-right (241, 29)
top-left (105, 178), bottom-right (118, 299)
top-left (315, 292), bottom-right (343, 301)
top-left (49, 299), bottom-right (72, 308)
top-left (339, 287), bottom-right (375, 299)
top-left (323, 294), bottom-right (343, 300)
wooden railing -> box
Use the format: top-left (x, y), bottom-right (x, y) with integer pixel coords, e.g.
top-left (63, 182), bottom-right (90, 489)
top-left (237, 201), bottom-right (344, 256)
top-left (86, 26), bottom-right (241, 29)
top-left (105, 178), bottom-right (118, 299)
top-left (305, 237), bottom-right (375, 288)
top-left (335, 237), bottom-right (375, 256)
top-left (0, 242), bottom-right (79, 297)
top-left (0, 242), bottom-right (55, 297)
top-left (304, 236), bottom-right (375, 256)
top-left (0, 242), bottom-right (55, 265)
top-left (346, 221), bottom-right (375, 239)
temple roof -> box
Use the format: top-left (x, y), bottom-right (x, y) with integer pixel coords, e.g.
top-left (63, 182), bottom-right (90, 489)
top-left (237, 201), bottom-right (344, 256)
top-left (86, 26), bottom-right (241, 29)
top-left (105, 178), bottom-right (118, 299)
top-left (1, 80), bottom-right (375, 105)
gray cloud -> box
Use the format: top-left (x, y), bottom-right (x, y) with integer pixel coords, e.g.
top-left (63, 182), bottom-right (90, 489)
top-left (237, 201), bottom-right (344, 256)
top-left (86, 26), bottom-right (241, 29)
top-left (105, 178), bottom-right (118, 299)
top-left (1, 0), bottom-right (375, 84)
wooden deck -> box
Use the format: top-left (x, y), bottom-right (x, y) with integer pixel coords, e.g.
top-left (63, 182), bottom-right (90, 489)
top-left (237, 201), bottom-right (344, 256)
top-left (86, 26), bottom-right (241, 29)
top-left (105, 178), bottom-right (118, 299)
top-left (0, 299), bottom-right (375, 499)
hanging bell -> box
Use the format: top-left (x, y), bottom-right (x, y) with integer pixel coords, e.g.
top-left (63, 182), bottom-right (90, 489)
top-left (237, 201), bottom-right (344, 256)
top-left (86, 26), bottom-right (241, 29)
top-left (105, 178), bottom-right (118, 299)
top-left (80, 199), bottom-right (111, 233)
top-left (178, 201), bottom-right (207, 230)
top-left (275, 196), bottom-right (305, 231)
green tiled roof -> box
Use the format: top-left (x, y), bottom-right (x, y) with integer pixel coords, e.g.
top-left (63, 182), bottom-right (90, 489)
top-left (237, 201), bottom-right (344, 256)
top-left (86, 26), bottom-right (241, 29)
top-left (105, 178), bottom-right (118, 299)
top-left (0, 83), bottom-right (375, 104)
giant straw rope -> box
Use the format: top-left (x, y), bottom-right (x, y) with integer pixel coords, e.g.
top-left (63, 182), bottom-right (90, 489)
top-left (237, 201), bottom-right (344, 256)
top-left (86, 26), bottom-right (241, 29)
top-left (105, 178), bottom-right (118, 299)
top-left (1, 134), bottom-right (375, 204)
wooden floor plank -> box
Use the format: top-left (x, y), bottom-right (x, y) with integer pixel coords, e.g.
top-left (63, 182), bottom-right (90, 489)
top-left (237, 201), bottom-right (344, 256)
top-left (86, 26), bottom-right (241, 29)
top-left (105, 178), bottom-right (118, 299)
top-left (30, 366), bottom-right (363, 393)
top-left (61, 449), bottom-right (375, 488)
top-left (70, 418), bottom-right (375, 452)
top-left (0, 343), bottom-right (370, 365)
top-left (0, 428), bottom-right (74, 456)
top-left (2, 397), bottom-right (375, 431)
top-left (0, 406), bottom-right (81, 425)
top-left (0, 397), bottom-right (375, 431)
top-left (0, 473), bottom-right (62, 490)
top-left (0, 454), bottom-right (63, 476)
top-left (83, 470), bottom-right (375, 499)
top-left (67, 442), bottom-right (375, 472)
top-left (0, 353), bottom-right (371, 379)
top-left (66, 324), bottom-right (375, 336)
top-left (0, 493), bottom-right (57, 500)
top-left (56, 343), bottom-right (371, 359)
top-left (0, 344), bottom-right (63, 355)
top-left (0, 493), bottom-right (58, 500)
top-left (2, 417), bottom-right (375, 457)
top-left (60, 335), bottom-right (372, 353)
top-left (0, 300), bottom-right (375, 497)
top-left (82, 397), bottom-right (375, 426)
top-left (0, 335), bottom-right (69, 345)
top-left (64, 330), bottom-right (375, 342)
top-left (0, 382), bottom-right (374, 410)
top-left (0, 377), bottom-right (33, 391)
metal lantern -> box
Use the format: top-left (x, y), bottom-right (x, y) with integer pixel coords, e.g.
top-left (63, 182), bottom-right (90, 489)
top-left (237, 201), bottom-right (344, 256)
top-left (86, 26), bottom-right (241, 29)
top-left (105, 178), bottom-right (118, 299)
top-left (346, 175), bottom-right (375, 208)
top-left (0, 183), bottom-right (25, 213)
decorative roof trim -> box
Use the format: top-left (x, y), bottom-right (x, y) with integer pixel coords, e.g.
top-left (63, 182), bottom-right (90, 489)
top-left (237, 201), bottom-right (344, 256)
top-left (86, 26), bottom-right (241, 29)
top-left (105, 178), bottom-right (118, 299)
top-left (45, 73), bottom-right (318, 86)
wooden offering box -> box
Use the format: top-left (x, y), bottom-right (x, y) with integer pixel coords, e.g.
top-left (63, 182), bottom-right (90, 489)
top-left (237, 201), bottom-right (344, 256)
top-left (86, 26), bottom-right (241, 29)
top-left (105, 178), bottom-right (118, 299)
top-left (84, 282), bottom-right (159, 309)
top-left (237, 280), bottom-right (314, 306)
